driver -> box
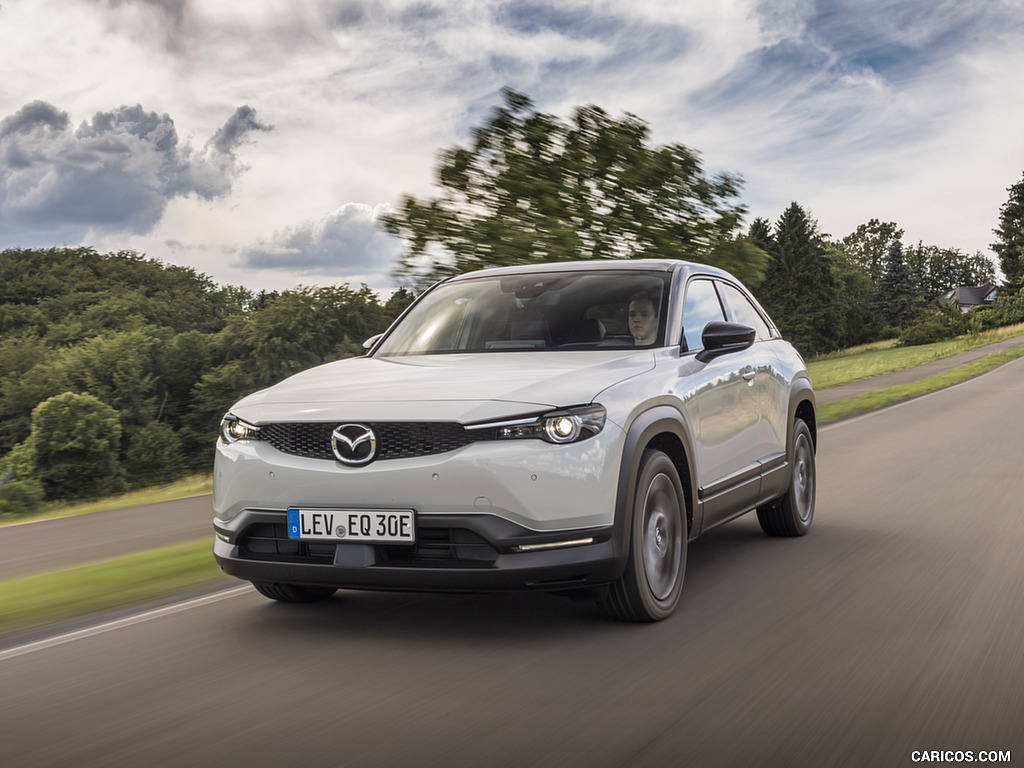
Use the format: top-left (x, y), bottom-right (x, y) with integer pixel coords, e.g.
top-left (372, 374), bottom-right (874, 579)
top-left (628, 291), bottom-right (659, 345)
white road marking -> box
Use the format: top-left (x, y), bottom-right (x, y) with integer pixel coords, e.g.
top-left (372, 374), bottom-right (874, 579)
top-left (0, 585), bottom-right (251, 662)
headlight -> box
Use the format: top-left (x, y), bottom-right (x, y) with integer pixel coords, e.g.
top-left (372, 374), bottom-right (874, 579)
top-left (220, 414), bottom-right (260, 443)
top-left (474, 404), bottom-right (606, 444)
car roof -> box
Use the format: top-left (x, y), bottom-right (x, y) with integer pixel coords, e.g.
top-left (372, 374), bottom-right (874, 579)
top-left (443, 259), bottom-right (735, 282)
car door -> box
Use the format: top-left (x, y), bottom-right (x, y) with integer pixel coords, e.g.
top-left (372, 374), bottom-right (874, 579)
top-left (714, 280), bottom-right (788, 482)
top-left (675, 278), bottom-right (763, 531)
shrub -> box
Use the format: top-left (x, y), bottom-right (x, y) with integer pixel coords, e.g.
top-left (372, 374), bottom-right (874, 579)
top-left (0, 439), bottom-right (45, 516)
top-left (0, 477), bottom-right (45, 517)
top-left (934, 301), bottom-right (970, 337)
top-left (124, 422), bottom-right (188, 485)
top-left (1, 438), bottom-right (36, 480)
top-left (31, 392), bottom-right (126, 500)
top-left (899, 321), bottom-right (954, 346)
top-left (877, 325), bottom-right (901, 341)
top-left (992, 286), bottom-right (1024, 326)
top-left (966, 307), bottom-right (998, 334)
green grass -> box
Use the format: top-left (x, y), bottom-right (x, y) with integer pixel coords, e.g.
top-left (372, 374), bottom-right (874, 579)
top-left (0, 473), bottom-right (213, 528)
top-left (0, 538), bottom-right (228, 636)
top-left (817, 344), bottom-right (1024, 423)
top-left (807, 322), bottom-right (1024, 389)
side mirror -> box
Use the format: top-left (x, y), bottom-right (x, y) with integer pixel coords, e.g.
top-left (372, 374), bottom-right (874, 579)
top-left (362, 333), bottom-right (384, 350)
top-left (695, 322), bottom-right (756, 363)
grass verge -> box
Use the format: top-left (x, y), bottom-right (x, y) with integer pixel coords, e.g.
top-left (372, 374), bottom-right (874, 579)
top-left (807, 323), bottom-right (1024, 389)
top-left (818, 344), bottom-right (1024, 423)
top-left (0, 473), bottom-right (213, 528)
top-left (0, 538), bottom-right (228, 636)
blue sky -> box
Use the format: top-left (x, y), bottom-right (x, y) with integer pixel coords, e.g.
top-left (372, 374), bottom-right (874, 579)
top-left (2, 0), bottom-right (1023, 292)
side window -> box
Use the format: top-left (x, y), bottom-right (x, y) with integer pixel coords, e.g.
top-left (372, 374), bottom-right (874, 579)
top-left (717, 282), bottom-right (772, 341)
top-left (682, 279), bottom-right (725, 352)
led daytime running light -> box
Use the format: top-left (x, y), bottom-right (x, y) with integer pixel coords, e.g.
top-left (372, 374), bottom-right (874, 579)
top-left (517, 537), bottom-right (595, 552)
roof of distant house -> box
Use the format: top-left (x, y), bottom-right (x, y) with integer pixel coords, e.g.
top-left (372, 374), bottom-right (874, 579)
top-left (940, 282), bottom-right (998, 306)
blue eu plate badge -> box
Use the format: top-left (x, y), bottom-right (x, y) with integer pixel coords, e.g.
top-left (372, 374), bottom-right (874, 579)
top-left (288, 509), bottom-right (301, 539)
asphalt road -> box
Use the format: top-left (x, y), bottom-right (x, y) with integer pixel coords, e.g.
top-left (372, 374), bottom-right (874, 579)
top-left (2, 358), bottom-right (1023, 767)
top-left (814, 331), bottom-right (1024, 404)
top-left (0, 495), bottom-right (215, 580)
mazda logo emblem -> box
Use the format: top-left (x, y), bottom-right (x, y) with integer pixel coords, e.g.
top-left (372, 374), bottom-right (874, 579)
top-left (331, 424), bottom-right (377, 465)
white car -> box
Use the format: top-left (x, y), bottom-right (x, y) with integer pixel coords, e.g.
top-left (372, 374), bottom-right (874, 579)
top-left (213, 260), bottom-right (816, 621)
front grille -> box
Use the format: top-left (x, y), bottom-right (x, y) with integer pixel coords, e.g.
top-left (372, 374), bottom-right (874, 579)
top-left (236, 523), bottom-right (499, 568)
top-left (259, 422), bottom-right (497, 461)
top-left (260, 423), bottom-right (336, 460)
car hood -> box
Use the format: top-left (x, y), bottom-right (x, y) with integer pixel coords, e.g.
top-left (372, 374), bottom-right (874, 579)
top-left (230, 351), bottom-right (655, 424)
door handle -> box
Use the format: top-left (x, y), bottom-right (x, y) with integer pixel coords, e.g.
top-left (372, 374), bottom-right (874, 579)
top-left (741, 368), bottom-right (756, 384)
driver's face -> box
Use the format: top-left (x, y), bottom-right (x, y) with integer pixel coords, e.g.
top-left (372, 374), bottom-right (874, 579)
top-left (629, 299), bottom-right (657, 345)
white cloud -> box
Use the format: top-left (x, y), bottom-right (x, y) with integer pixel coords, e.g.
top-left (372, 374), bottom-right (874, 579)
top-left (0, 100), bottom-right (271, 244)
top-left (237, 202), bottom-right (402, 281)
top-left (2, 0), bottom-right (1023, 292)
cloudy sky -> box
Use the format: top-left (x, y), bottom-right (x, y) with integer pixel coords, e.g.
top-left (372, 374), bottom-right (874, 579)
top-left (2, 0), bottom-right (1023, 293)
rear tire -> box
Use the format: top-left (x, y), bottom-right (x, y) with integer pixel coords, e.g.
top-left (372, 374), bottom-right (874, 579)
top-left (600, 449), bottom-right (687, 622)
top-left (251, 581), bottom-right (338, 603)
top-left (757, 418), bottom-right (815, 537)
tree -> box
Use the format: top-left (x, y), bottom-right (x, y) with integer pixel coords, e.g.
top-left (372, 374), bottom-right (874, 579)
top-left (123, 421), bottom-right (188, 485)
top-left (0, 334), bottom-right (62, 452)
top-left (30, 392), bottom-right (125, 500)
top-left (0, 439), bottom-right (45, 517)
top-left (383, 287), bottom-right (416, 323)
top-left (182, 360), bottom-right (257, 465)
top-left (149, 329), bottom-right (212, 447)
top-left (185, 284), bottom-right (393, 453)
top-left (747, 217), bottom-right (774, 253)
top-left (991, 172), bottom-right (1024, 296)
top-left (384, 89), bottom-right (767, 288)
top-left (0, 247), bottom-right (242, 334)
top-left (56, 329), bottom-right (160, 436)
top-left (756, 203), bottom-right (842, 356)
top-left (207, 284), bottom-right (387, 385)
top-left (841, 219), bottom-right (904, 285)
top-left (824, 242), bottom-right (880, 347)
top-left (0, 247), bottom-right (405, 489)
top-left (989, 285), bottom-right (1024, 326)
top-left (905, 244), bottom-right (996, 297)
top-left (878, 241), bottom-right (916, 329)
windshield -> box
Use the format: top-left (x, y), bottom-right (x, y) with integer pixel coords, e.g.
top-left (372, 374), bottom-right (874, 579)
top-left (374, 270), bottom-right (670, 356)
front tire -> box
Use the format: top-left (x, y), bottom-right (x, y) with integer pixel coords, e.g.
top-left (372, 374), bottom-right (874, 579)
top-left (600, 449), bottom-right (687, 622)
top-left (757, 418), bottom-right (815, 537)
top-left (251, 582), bottom-right (338, 603)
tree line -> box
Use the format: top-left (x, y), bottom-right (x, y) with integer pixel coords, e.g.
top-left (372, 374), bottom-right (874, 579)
top-left (0, 247), bottom-right (413, 513)
top-left (749, 206), bottom-right (1023, 356)
top-left (2, 90), bottom-right (1023, 511)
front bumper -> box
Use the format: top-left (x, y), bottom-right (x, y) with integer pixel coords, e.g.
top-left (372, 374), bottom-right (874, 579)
top-left (213, 509), bottom-right (625, 592)
top-left (213, 417), bottom-right (628, 592)
top-left (215, 422), bottom-right (625, 532)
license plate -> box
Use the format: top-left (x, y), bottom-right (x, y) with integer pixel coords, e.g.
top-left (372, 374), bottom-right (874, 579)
top-left (287, 508), bottom-right (415, 543)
